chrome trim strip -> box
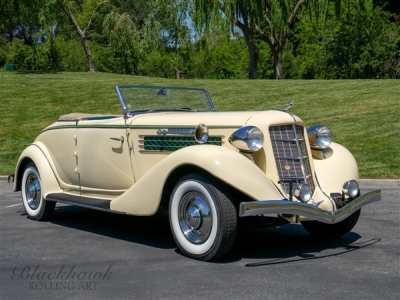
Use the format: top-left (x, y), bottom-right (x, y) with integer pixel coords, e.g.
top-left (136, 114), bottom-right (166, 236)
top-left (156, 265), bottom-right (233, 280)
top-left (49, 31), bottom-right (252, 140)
top-left (157, 128), bottom-right (195, 136)
top-left (279, 176), bottom-right (307, 180)
top-left (272, 138), bottom-right (299, 142)
top-left (239, 190), bottom-right (381, 224)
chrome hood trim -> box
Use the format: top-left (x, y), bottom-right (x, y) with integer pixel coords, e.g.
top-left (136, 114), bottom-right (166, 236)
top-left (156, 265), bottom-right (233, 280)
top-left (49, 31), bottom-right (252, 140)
top-left (239, 190), bottom-right (381, 224)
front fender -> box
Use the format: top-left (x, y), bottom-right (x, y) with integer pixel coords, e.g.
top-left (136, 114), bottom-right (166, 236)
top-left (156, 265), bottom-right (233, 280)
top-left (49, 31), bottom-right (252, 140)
top-left (111, 145), bottom-right (282, 215)
top-left (313, 142), bottom-right (359, 194)
top-left (14, 143), bottom-right (62, 197)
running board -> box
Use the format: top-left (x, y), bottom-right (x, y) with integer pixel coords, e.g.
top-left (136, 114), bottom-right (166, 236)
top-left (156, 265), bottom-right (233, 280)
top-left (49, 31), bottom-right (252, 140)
top-left (46, 193), bottom-right (111, 212)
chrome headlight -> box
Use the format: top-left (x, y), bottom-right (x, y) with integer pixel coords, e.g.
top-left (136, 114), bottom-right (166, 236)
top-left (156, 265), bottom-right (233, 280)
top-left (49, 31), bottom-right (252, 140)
top-left (307, 125), bottom-right (332, 149)
top-left (229, 126), bottom-right (264, 152)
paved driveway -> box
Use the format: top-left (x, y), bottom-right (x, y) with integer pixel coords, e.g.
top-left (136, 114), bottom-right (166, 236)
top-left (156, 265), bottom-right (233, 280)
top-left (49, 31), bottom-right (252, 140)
top-left (0, 180), bottom-right (398, 300)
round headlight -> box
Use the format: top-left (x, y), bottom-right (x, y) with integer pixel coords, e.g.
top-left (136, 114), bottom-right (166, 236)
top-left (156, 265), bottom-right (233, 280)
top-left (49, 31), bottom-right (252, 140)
top-left (247, 127), bottom-right (264, 151)
top-left (229, 126), bottom-right (264, 152)
top-left (342, 180), bottom-right (359, 198)
top-left (307, 125), bottom-right (332, 149)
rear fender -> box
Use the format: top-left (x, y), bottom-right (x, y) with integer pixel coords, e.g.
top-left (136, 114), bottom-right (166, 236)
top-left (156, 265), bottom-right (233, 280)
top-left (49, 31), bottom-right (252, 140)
top-left (14, 143), bottom-right (61, 197)
top-left (111, 145), bottom-right (282, 215)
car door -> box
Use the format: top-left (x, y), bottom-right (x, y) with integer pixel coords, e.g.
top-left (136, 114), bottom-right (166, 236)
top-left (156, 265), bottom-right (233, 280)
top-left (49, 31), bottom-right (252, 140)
top-left (75, 116), bottom-right (135, 195)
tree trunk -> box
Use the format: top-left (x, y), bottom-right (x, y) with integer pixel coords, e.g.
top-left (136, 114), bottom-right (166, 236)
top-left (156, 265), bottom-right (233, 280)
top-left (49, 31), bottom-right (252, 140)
top-left (60, 5), bottom-right (97, 72)
top-left (255, 0), bottom-right (306, 79)
top-left (240, 25), bottom-right (258, 79)
top-left (248, 42), bottom-right (259, 80)
top-left (272, 47), bottom-right (283, 80)
top-left (50, 44), bottom-right (64, 72)
top-left (81, 37), bottom-right (97, 72)
top-left (231, 11), bottom-right (259, 80)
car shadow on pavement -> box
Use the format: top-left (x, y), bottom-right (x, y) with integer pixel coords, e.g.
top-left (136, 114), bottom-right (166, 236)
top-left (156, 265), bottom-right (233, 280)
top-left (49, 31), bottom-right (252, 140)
top-left (47, 205), bottom-right (381, 263)
top-left (50, 205), bottom-right (175, 249)
top-left (220, 224), bottom-right (381, 265)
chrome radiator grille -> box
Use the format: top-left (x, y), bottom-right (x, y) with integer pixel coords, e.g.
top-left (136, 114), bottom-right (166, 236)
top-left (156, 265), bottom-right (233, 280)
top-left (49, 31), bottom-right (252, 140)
top-left (269, 125), bottom-right (315, 197)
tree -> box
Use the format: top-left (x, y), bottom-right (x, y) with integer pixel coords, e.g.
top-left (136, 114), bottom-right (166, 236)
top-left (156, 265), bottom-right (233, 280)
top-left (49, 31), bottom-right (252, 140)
top-left (110, 0), bottom-right (158, 28)
top-left (193, 0), bottom-right (261, 79)
top-left (193, 0), bottom-right (319, 79)
top-left (103, 1), bottom-right (167, 75)
top-left (193, 0), bottom-right (365, 79)
top-left (254, 0), bottom-right (308, 79)
top-left (51, 0), bottom-right (109, 72)
top-left (0, 0), bottom-right (46, 44)
top-left (293, 0), bottom-right (400, 79)
top-left (156, 0), bottom-right (192, 78)
top-left (103, 11), bottom-right (140, 74)
top-left (0, 0), bottom-right (60, 71)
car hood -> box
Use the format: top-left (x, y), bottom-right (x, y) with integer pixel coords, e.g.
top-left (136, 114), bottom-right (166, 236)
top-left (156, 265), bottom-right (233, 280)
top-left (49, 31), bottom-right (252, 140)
top-left (129, 110), bottom-right (302, 127)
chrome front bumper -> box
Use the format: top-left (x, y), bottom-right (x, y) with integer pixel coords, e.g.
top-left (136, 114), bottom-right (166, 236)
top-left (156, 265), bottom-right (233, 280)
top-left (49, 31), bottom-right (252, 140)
top-left (239, 190), bottom-right (381, 224)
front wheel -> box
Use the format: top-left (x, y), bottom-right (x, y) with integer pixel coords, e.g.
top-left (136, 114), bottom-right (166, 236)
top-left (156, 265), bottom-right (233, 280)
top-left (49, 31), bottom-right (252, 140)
top-left (301, 209), bottom-right (361, 238)
top-left (169, 173), bottom-right (237, 261)
top-left (21, 163), bottom-right (55, 221)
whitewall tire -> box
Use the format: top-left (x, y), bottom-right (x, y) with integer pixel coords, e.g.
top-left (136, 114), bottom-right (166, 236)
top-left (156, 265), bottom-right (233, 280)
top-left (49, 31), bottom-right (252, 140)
top-left (169, 173), bottom-right (237, 261)
top-left (21, 163), bottom-right (55, 221)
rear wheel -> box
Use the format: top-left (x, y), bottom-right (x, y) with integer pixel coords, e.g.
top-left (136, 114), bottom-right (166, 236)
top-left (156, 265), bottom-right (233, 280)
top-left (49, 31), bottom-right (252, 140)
top-left (301, 209), bottom-right (361, 238)
top-left (21, 163), bottom-right (55, 221)
top-left (169, 173), bottom-right (237, 261)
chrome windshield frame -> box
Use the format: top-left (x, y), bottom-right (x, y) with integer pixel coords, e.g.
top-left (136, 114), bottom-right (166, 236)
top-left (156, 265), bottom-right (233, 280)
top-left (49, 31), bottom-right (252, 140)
top-left (115, 85), bottom-right (216, 117)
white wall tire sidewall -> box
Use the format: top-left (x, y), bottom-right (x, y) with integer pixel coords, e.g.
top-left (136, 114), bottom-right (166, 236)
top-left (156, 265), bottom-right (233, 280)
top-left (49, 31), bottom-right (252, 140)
top-left (170, 180), bottom-right (218, 256)
top-left (21, 166), bottom-right (43, 218)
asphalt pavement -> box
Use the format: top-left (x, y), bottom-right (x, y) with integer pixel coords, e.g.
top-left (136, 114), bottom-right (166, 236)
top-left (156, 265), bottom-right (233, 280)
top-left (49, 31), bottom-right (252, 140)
top-left (0, 179), bottom-right (398, 300)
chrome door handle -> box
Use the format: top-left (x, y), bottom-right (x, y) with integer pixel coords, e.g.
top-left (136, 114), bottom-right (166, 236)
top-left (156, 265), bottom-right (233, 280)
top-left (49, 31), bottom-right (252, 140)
top-left (110, 136), bottom-right (124, 142)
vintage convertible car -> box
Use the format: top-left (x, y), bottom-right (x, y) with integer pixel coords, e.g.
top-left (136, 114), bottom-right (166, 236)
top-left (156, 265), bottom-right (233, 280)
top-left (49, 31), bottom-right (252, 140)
top-left (14, 85), bottom-right (381, 261)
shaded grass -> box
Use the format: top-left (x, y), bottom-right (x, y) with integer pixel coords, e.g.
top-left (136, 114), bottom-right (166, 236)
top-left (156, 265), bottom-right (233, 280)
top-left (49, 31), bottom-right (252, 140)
top-left (0, 72), bottom-right (399, 178)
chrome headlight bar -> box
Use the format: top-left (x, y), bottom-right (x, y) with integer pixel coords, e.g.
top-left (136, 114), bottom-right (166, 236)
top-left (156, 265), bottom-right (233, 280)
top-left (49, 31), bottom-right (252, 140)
top-left (156, 123), bottom-right (210, 144)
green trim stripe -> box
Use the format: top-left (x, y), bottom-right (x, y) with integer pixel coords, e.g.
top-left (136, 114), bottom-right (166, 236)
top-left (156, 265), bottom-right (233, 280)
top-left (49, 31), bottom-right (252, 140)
top-left (143, 136), bottom-right (222, 151)
top-left (41, 125), bottom-right (76, 133)
top-left (130, 125), bottom-right (241, 129)
top-left (41, 124), bottom-right (241, 134)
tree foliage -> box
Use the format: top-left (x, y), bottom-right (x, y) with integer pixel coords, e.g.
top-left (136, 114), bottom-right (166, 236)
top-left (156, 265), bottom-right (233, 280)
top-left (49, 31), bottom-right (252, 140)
top-left (0, 0), bottom-right (398, 79)
top-left (293, 1), bottom-right (400, 79)
top-left (103, 11), bottom-right (140, 74)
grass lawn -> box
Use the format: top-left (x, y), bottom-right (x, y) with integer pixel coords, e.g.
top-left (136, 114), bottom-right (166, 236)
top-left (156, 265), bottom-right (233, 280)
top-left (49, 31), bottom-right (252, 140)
top-left (0, 71), bottom-right (399, 178)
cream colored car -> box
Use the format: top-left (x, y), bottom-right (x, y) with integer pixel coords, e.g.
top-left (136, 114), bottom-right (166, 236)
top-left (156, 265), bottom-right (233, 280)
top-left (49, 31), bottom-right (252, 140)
top-left (14, 85), bottom-right (381, 261)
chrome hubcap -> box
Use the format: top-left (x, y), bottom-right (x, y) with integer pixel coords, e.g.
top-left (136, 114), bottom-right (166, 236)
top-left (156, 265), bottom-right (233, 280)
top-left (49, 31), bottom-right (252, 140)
top-left (25, 173), bottom-right (41, 210)
top-left (178, 192), bottom-right (212, 244)
top-left (186, 205), bottom-right (202, 230)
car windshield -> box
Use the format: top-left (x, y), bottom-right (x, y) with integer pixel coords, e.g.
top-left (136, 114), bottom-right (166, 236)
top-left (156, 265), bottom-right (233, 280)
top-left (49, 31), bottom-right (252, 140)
top-left (116, 85), bottom-right (215, 115)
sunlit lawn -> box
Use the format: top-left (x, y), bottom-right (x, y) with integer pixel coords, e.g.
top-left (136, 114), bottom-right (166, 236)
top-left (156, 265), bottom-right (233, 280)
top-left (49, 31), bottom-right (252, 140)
top-left (1, 71), bottom-right (399, 178)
